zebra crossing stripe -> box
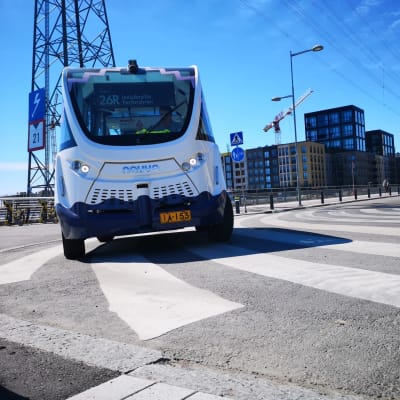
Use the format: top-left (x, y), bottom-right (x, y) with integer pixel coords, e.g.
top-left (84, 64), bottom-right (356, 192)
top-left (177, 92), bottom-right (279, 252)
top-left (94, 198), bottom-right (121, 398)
top-left (259, 214), bottom-right (400, 236)
top-left (188, 244), bottom-right (400, 309)
top-left (0, 245), bottom-right (63, 284)
top-left (234, 227), bottom-right (400, 258)
top-left (90, 255), bottom-right (243, 340)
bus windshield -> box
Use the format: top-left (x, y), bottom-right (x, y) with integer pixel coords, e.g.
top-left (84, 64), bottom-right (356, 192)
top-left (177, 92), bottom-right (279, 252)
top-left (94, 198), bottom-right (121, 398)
top-left (67, 67), bottom-right (195, 146)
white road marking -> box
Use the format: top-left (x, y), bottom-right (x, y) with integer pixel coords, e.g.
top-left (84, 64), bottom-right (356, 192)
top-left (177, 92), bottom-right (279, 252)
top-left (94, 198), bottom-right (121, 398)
top-left (259, 213), bottom-right (400, 236)
top-left (90, 255), bottom-right (243, 340)
top-left (359, 208), bottom-right (399, 216)
top-left (0, 245), bottom-right (63, 284)
top-left (188, 244), bottom-right (400, 309)
top-left (289, 209), bottom-right (398, 224)
top-left (234, 222), bottom-right (400, 258)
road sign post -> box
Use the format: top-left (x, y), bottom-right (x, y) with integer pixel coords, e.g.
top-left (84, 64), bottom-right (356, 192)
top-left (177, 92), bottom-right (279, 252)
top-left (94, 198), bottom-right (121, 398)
top-left (229, 131), bottom-right (246, 213)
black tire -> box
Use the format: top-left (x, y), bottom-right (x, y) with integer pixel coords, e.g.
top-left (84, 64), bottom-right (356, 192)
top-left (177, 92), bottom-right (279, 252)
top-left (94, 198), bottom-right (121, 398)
top-left (97, 236), bottom-right (114, 243)
top-left (208, 198), bottom-right (234, 242)
top-left (62, 233), bottom-right (85, 260)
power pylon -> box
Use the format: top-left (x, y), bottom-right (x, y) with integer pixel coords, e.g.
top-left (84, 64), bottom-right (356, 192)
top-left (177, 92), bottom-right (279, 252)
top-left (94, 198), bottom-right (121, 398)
top-left (27, 0), bottom-right (116, 195)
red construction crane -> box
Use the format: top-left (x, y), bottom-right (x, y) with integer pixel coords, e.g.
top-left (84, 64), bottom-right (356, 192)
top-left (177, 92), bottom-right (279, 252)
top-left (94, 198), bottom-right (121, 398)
top-left (263, 89), bottom-right (314, 144)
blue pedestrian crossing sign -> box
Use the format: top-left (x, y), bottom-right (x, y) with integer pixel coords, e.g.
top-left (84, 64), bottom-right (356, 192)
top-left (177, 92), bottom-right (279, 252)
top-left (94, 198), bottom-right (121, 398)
top-left (230, 131), bottom-right (243, 146)
top-left (231, 146), bottom-right (245, 163)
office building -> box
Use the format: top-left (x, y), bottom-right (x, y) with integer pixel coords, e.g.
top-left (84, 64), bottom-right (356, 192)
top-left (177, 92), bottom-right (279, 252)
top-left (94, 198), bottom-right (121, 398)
top-left (304, 105), bottom-right (374, 186)
top-left (304, 105), bottom-right (366, 153)
top-left (224, 141), bottom-right (326, 192)
top-left (221, 152), bottom-right (246, 191)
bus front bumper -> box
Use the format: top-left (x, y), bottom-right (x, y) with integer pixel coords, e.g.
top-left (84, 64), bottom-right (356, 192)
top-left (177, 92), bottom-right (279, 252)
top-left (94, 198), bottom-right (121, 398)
top-left (56, 191), bottom-right (229, 240)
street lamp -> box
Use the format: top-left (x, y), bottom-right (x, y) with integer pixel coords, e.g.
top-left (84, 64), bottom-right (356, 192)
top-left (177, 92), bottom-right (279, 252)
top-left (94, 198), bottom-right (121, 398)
top-left (272, 44), bottom-right (323, 206)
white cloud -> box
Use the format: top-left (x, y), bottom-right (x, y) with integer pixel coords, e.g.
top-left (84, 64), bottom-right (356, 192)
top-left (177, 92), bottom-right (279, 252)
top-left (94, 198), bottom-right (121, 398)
top-left (389, 18), bottom-right (400, 31)
top-left (0, 162), bottom-right (27, 171)
top-left (356, 0), bottom-right (382, 16)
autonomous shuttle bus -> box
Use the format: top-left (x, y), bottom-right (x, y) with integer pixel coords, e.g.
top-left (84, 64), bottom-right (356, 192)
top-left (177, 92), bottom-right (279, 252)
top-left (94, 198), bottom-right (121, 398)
top-left (55, 60), bottom-right (233, 259)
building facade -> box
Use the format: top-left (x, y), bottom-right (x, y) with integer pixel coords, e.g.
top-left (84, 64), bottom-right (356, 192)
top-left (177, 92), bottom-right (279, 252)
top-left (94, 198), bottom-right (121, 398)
top-left (304, 105), bottom-right (366, 153)
top-left (222, 105), bottom-right (398, 191)
top-left (277, 141), bottom-right (326, 188)
top-left (365, 130), bottom-right (396, 184)
top-left (223, 142), bottom-right (326, 191)
top-left (304, 105), bottom-right (388, 186)
top-left (221, 152), bottom-right (246, 191)
top-left (366, 129), bottom-right (395, 157)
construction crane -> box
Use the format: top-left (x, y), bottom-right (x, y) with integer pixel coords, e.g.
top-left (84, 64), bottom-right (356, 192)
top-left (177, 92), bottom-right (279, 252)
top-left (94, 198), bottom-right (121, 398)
top-left (263, 89), bottom-right (313, 145)
top-left (27, 0), bottom-right (115, 196)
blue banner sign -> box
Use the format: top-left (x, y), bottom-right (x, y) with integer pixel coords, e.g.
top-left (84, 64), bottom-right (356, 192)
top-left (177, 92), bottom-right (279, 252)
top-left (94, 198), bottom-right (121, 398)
top-left (29, 88), bottom-right (45, 123)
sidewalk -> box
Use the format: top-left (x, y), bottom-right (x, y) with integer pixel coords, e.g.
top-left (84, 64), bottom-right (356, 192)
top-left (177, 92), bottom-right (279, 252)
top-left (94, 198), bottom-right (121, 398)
top-left (67, 374), bottom-right (230, 400)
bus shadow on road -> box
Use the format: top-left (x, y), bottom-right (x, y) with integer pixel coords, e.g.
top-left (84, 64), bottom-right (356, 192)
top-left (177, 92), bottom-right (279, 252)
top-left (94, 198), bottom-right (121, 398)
top-left (0, 386), bottom-right (29, 400)
top-left (85, 226), bottom-right (352, 263)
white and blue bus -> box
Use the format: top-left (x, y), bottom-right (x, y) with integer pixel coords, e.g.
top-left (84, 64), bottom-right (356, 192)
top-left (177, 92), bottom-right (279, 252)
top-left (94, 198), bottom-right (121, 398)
top-left (55, 60), bottom-right (233, 259)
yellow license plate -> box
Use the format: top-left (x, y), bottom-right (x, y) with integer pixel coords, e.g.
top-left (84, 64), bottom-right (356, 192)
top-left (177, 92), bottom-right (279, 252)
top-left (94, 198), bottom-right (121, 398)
top-left (160, 210), bottom-right (191, 224)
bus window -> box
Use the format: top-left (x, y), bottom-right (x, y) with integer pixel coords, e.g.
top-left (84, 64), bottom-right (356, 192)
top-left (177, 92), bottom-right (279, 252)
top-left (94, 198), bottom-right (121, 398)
top-left (68, 69), bottom-right (194, 145)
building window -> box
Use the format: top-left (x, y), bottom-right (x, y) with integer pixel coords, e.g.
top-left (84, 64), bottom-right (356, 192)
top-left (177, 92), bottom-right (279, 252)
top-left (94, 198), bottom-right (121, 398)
top-left (343, 138), bottom-right (354, 150)
top-left (329, 126), bottom-right (340, 138)
top-left (308, 130), bottom-right (317, 141)
top-left (342, 110), bottom-right (353, 122)
top-left (306, 116), bottom-right (317, 128)
top-left (343, 124), bottom-right (353, 137)
top-left (329, 112), bottom-right (340, 124)
top-left (318, 127), bottom-right (329, 139)
top-left (317, 114), bottom-right (328, 126)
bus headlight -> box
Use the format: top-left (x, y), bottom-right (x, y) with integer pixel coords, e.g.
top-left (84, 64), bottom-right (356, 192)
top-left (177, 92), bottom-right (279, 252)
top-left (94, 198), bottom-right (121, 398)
top-left (80, 164), bottom-right (90, 173)
top-left (71, 160), bottom-right (90, 174)
top-left (181, 153), bottom-right (204, 172)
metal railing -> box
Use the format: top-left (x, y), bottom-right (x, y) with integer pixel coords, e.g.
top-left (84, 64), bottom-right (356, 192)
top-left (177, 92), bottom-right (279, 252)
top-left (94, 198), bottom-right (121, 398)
top-left (0, 197), bottom-right (57, 226)
top-left (230, 184), bottom-right (400, 212)
top-left (1, 184), bottom-right (399, 225)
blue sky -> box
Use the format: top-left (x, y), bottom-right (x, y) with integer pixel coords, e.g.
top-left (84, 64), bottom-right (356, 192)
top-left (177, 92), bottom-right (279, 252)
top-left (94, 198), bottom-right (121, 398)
top-left (1, 0), bottom-right (400, 195)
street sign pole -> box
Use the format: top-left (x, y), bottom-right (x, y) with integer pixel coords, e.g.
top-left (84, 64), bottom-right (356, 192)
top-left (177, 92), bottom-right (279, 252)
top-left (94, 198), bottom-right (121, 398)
top-left (229, 131), bottom-right (246, 213)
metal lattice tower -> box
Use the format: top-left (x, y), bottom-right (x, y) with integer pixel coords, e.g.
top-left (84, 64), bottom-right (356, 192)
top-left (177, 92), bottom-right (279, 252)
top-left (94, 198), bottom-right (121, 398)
top-left (27, 0), bottom-right (115, 195)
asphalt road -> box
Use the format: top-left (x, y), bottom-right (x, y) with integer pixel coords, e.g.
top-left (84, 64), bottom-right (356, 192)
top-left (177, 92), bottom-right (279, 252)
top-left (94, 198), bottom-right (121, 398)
top-left (0, 196), bottom-right (399, 400)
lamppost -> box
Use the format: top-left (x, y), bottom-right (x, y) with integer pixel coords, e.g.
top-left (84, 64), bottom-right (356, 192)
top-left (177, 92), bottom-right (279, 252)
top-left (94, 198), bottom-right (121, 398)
top-left (272, 44), bottom-right (323, 206)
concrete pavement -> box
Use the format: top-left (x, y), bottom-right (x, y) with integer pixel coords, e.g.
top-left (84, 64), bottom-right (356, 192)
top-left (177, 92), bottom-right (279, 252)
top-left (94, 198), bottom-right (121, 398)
top-left (67, 375), bottom-right (231, 400)
top-left (61, 193), bottom-right (396, 400)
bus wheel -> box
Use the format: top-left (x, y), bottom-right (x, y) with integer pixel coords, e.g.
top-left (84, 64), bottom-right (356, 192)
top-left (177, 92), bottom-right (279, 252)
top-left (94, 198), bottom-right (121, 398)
top-left (62, 233), bottom-right (85, 259)
top-left (208, 199), bottom-right (234, 242)
top-left (97, 236), bottom-right (114, 243)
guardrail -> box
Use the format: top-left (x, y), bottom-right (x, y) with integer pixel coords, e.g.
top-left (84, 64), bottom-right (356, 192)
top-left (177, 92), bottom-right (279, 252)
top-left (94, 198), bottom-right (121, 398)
top-left (0, 197), bottom-right (57, 226)
top-left (1, 185), bottom-right (399, 225)
top-left (231, 184), bottom-right (400, 212)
